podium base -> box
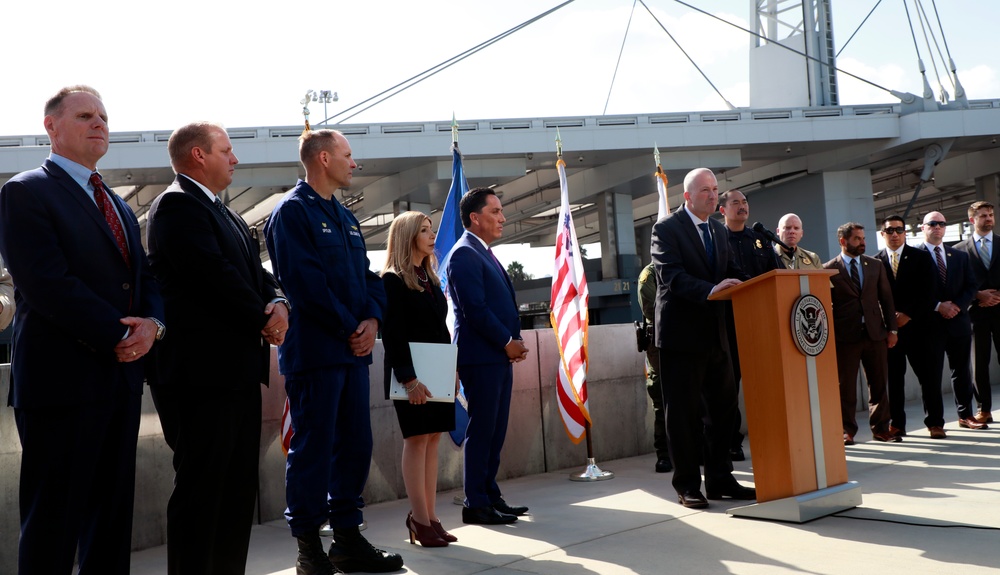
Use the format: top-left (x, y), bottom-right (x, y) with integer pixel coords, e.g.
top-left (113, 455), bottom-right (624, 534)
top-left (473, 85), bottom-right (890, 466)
top-left (568, 458), bottom-right (615, 482)
top-left (727, 481), bottom-right (862, 523)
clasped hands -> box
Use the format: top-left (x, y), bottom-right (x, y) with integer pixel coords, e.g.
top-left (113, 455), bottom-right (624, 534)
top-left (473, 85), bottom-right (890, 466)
top-left (505, 337), bottom-right (529, 363)
top-left (261, 301), bottom-right (290, 346)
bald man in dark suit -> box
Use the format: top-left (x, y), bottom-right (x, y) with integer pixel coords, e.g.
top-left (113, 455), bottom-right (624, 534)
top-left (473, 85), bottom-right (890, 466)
top-left (651, 167), bottom-right (754, 510)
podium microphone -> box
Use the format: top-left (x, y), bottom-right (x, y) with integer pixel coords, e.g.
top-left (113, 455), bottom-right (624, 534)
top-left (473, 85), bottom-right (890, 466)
top-left (752, 221), bottom-right (791, 251)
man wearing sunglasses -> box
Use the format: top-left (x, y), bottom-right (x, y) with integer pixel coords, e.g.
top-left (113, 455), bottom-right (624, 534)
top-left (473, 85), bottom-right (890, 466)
top-left (954, 201), bottom-right (1000, 425)
top-left (877, 216), bottom-right (938, 438)
top-left (919, 212), bottom-right (987, 432)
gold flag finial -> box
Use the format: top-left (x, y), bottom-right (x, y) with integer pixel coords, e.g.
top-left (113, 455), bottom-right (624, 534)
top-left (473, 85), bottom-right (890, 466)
top-left (300, 90), bottom-right (314, 135)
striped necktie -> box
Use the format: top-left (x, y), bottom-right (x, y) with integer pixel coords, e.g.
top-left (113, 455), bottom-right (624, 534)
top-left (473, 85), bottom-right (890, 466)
top-left (979, 237), bottom-right (991, 269)
top-left (934, 246), bottom-right (947, 286)
top-left (890, 252), bottom-right (899, 278)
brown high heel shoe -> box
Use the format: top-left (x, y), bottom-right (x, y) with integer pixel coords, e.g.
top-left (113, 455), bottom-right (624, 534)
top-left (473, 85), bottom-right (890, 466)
top-left (430, 519), bottom-right (458, 543)
top-left (406, 512), bottom-right (448, 547)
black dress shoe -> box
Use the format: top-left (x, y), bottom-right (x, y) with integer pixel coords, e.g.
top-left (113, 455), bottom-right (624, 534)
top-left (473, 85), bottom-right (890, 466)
top-left (729, 447), bottom-right (746, 462)
top-left (492, 498), bottom-right (529, 516)
top-left (677, 490), bottom-right (708, 509)
top-left (655, 458), bottom-right (673, 473)
top-left (706, 483), bottom-right (756, 501)
top-left (463, 505), bottom-right (517, 525)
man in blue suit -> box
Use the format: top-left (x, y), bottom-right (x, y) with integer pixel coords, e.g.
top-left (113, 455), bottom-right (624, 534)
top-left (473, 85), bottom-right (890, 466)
top-left (0, 85), bottom-right (164, 575)
top-left (446, 187), bottom-right (531, 525)
top-left (266, 129), bottom-right (400, 575)
top-left (919, 211), bottom-right (988, 431)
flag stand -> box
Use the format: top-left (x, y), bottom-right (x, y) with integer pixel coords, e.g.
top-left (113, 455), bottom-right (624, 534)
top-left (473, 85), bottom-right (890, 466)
top-left (568, 421), bottom-right (614, 482)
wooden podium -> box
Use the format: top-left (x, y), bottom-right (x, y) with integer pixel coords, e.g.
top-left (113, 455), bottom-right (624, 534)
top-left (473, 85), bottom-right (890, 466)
top-left (709, 269), bottom-right (861, 522)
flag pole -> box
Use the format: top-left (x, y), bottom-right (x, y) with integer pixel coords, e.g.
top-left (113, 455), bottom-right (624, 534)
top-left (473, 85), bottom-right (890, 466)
top-left (553, 128), bottom-right (613, 482)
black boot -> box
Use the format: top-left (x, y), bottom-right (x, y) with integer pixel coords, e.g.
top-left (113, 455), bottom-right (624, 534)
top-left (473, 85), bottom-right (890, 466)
top-left (296, 532), bottom-right (343, 575)
top-left (329, 525), bottom-right (404, 573)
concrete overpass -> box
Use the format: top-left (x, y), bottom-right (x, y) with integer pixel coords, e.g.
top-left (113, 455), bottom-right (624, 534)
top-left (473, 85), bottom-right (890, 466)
top-left (3, 99), bottom-right (1000, 322)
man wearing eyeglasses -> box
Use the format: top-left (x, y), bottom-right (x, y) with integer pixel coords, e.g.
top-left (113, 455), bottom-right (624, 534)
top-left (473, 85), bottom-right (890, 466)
top-left (954, 201), bottom-right (1000, 424)
top-left (919, 212), bottom-right (988, 432)
top-left (877, 216), bottom-right (938, 438)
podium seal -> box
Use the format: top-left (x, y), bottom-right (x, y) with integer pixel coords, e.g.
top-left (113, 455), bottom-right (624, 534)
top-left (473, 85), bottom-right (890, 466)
top-left (791, 294), bottom-right (829, 356)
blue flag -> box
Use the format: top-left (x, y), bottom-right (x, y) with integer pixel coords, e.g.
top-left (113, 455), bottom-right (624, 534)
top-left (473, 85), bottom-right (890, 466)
top-left (436, 142), bottom-right (471, 447)
top-left (435, 143), bottom-right (468, 281)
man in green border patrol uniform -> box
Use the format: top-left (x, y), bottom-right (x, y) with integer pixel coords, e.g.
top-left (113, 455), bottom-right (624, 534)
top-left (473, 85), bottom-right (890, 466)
top-left (638, 262), bottom-right (672, 473)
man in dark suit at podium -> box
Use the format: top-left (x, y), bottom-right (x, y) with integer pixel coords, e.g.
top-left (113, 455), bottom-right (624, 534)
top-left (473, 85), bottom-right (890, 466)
top-left (954, 201), bottom-right (1000, 424)
top-left (824, 223), bottom-right (898, 445)
top-left (650, 167), bottom-right (754, 510)
top-left (876, 215), bottom-right (937, 438)
top-left (919, 211), bottom-right (988, 431)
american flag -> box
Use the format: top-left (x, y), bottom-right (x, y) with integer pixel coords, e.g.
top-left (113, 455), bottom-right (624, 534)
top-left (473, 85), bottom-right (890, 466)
top-left (655, 164), bottom-right (669, 221)
top-left (550, 158), bottom-right (590, 443)
top-left (280, 396), bottom-right (293, 455)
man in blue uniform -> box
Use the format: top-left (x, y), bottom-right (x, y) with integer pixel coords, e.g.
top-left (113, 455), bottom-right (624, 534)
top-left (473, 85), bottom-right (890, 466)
top-left (265, 129), bottom-right (399, 575)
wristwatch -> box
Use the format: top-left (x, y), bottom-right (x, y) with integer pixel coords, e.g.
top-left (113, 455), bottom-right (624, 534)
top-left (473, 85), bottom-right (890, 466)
top-left (889, 330), bottom-right (898, 335)
top-left (148, 317), bottom-right (166, 341)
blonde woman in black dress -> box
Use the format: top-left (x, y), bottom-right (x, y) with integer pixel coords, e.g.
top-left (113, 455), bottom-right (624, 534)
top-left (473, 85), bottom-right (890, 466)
top-left (381, 211), bottom-right (457, 547)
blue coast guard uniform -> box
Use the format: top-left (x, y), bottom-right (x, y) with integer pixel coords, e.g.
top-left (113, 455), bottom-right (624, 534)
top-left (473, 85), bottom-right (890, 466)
top-left (265, 179), bottom-right (385, 534)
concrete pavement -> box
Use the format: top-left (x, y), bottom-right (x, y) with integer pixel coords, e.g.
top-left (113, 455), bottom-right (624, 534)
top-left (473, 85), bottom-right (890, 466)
top-left (131, 402), bottom-right (1000, 575)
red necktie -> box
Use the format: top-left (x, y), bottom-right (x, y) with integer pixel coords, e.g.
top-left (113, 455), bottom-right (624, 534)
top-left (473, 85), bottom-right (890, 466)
top-left (90, 172), bottom-right (131, 269)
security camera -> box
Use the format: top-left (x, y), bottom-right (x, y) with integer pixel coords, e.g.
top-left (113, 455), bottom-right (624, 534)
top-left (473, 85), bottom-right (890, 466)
top-left (356, 164), bottom-right (363, 171)
top-left (577, 156), bottom-right (584, 162)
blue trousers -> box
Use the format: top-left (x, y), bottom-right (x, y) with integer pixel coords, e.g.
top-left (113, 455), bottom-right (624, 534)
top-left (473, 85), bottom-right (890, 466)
top-left (284, 364), bottom-right (373, 536)
top-left (460, 362), bottom-right (513, 508)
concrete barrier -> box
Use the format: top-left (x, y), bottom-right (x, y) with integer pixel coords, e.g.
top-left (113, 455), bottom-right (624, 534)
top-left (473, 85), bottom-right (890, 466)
top-left (0, 322), bottom-right (953, 571)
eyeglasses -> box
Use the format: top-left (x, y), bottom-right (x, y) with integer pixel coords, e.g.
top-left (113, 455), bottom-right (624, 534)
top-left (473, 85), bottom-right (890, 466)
top-left (924, 221), bottom-right (947, 228)
top-left (882, 227), bottom-right (905, 235)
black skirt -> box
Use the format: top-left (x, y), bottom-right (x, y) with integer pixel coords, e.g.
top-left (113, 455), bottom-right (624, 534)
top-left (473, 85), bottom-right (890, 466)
top-left (392, 399), bottom-right (456, 439)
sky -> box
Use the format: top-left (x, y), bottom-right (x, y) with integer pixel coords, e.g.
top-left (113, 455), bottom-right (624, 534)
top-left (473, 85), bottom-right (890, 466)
top-left (5, 0), bottom-right (997, 275)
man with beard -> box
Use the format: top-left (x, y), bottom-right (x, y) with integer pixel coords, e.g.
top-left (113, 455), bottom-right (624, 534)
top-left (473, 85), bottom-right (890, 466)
top-left (824, 223), bottom-right (899, 445)
top-left (954, 201), bottom-right (1000, 424)
top-left (718, 190), bottom-right (782, 461)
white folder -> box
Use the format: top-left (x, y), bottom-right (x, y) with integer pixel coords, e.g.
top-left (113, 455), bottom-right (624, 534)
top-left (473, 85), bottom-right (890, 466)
top-left (389, 342), bottom-right (457, 403)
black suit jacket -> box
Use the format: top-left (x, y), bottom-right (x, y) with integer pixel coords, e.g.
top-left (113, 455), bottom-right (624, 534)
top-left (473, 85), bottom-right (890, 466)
top-left (824, 254), bottom-right (897, 343)
top-left (877, 245), bottom-right (935, 325)
top-left (146, 175), bottom-right (279, 389)
top-left (0, 159), bottom-right (163, 408)
top-left (651, 205), bottom-right (747, 352)
top-left (920, 243), bottom-right (977, 337)
top-left (955, 233), bottom-right (1000, 321)
top-left (380, 271), bottom-right (451, 398)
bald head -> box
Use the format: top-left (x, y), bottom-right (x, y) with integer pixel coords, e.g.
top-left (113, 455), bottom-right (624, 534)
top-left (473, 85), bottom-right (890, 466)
top-left (777, 213), bottom-right (803, 250)
top-left (921, 211), bottom-right (947, 245)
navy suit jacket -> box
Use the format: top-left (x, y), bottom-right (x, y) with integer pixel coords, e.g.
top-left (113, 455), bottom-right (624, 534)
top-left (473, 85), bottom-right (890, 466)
top-left (650, 205), bottom-right (747, 352)
top-left (919, 243), bottom-right (976, 337)
top-left (446, 231), bottom-right (520, 366)
top-left (954, 233), bottom-right (1000, 321)
top-left (0, 159), bottom-right (163, 408)
top-left (264, 180), bottom-right (385, 375)
top-left (146, 175), bottom-right (279, 388)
